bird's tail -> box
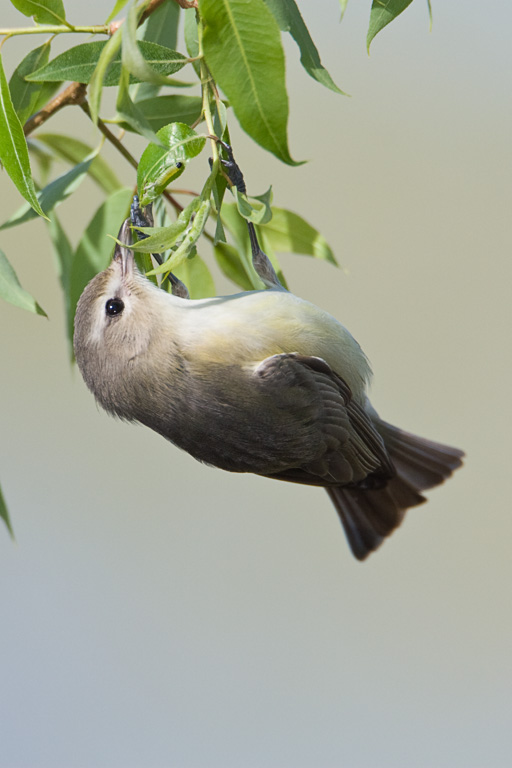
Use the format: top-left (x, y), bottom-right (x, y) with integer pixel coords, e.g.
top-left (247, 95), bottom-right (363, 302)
top-left (327, 421), bottom-right (464, 560)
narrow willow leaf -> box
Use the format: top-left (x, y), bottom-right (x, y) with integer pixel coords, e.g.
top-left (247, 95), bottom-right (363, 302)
top-left (142, 0), bottom-right (179, 49)
top-left (0, 149), bottom-right (99, 230)
top-left (88, 29), bottom-right (123, 125)
top-left (119, 95), bottom-right (202, 133)
top-left (36, 133), bottom-right (122, 194)
top-left (87, 34), bottom-right (119, 126)
top-left (184, 7), bottom-right (201, 78)
top-left (339, 0), bottom-right (349, 19)
top-left (0, 52), bottom-right (47, 220)
top-left (367, 0), bottom-right (415, 51)
top-left (0, 248), bottom-right (47, 316)
top-left (105, 0), bottom-right (130, 23)
top-left (8, 43), bottom-right (59, 125)
top-left (137, 123), bottom-right (206, 206)
top-left (46, 211), bottom-right (74, 295)
top-left (211, 121), bottom-right (230, 245)
top-left (212, 176), bottom-right (227, 245)
top-left (258, 207), bottom-right (337, 264)
top-left (28, 140), bottom-right (53, 185)
top-left (0, 482), bottom-right (14, 539)
top-left (68, 187), bottom-right (133, 347)
top-left (213, 98), bottom-right (227, 138)
top-left (173, 252), bottom-right (215, 299)
top-left (147, 200), bottom-right (211, 275)
top-left (28, 40), bottom-right (187, 86)
top-left (199, 0), bottom-right (299, 165)
top-left (263, 0), bottom-right (344, 95)
top-left (219, 204), bottom-right (264, 290)
top-left (234, 186), bottom-right (273, 225)
top-left (10, 0), bottom-right (67, 25)
top-left (213, 241), bottom-right (253, 290)
top-left (46, 211), bottom-right (75, 353)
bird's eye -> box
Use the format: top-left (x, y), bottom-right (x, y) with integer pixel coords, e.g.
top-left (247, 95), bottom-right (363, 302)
top-left (105, 298), bottom-right (124, 317)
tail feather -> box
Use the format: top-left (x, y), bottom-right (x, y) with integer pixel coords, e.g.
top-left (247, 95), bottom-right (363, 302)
top-left (330, 422), bottom-right (464, 560)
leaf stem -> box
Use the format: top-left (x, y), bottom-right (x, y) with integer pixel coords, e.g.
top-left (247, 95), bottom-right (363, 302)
top-left (0, 25), bottom-right (110, 37)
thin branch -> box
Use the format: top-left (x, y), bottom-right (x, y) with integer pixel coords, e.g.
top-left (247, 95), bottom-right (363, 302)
top-left (173, 0), bottom-right (198, 8)
top-left (23, 82), bottom-right (87, 136)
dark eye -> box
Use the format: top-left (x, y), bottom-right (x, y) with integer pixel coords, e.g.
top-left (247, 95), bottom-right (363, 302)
top-left (105, 298), bottom-right (124, 316)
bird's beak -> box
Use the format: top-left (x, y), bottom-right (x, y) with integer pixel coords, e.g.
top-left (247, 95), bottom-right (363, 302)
top-left (113, 218), bottom-right (134, 277)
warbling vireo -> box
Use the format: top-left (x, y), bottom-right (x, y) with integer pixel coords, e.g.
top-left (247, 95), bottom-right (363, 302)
top-left (73, 209), bottom-right (463, 560)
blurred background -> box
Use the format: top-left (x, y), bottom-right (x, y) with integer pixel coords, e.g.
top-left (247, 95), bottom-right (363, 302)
top-left (1, 1), bottom-right (511, 766)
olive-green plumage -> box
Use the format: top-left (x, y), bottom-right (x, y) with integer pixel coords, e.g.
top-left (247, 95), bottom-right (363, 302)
top-left (74, 230), bottom-right (463, 560)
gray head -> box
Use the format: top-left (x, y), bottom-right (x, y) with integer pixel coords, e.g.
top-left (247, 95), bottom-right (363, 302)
top-left (73, 219), bottom-right (170, 417)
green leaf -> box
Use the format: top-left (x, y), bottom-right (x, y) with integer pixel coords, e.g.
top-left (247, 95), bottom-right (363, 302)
top-left (213, 98), bottom-right (228, 138)
top-left (119, 95), bottom-right (202, 133)
top-left (27, 40), bottom-right (187, 86)
top-left (339, 0), bottom-right (349, 19)
top-left (0, 248), bottom-right (46, 316)
top-left (128, 198), bottom-right (202, 252)
top-left (184, 7), bottom-right (201, 78)
top-left (234, 186), bottom-right (273, 225)
top-left (0, 481), bottom-right (14, 539)
top-left (258, 208), bottom-right (337, 264)
top-left (147, 200), bottom-right (211, 275)
top-left (137, 122), bottom-right (206, 206)
top-left (367, 0), bottom-right (415, 51)
top-left (36, 133), bottom-right (122, 194)
top-left (141, 0), bottom-right (179, 49)
top-left (219, 204), bottom-right (263, 289)
top-left (46, 211), bottom-right (74, 294)
top-left (10, 0), bottom-right (67, 25)
top-left (262, 0), bottom-right (344, 95)
top-left (173, 252), bottom-right (215, 299)
top-left (105, 0), bottom-right (130, 23)
top-left (28, 139), bottom-right (53, 184)
top-left (68, 187), bottom-right (133, 347)
top-left (213, 241), bottom-right (253, 290)
top-left (0, 52), bottom-right (47, 220)
top-left (88, 28), bottom-right (123, 125)
top-left (0, 148), bottom-right (99, 230)
top-left (199, 0), bottom-right (299, 165)
top-left (8, 42), bottom-right (59, 125)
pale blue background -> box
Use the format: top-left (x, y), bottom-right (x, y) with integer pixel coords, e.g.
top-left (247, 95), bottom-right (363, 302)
top-left (1, 2), bottom-right (511, 766)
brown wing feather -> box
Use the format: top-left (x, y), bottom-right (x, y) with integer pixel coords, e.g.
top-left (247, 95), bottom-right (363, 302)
top-left (256, 353), bottom-right (394, 487)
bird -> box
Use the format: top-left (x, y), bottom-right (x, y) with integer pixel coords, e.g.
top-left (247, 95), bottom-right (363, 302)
top-left (73, 211), bottom-right (463, 560)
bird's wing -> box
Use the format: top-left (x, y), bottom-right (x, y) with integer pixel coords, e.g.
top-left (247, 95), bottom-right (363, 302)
top-left (253, 353), bottom-right (395, 486)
